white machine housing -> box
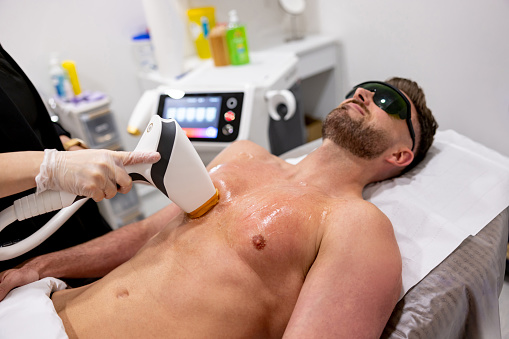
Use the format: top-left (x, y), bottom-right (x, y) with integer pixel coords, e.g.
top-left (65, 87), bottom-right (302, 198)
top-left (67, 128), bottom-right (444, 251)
top-left (130, 52), bottom-right (305, 164)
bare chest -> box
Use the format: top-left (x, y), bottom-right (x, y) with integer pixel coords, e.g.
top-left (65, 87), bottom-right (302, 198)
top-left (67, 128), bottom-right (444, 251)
top-left (204, 162), bottom-right (331, 276)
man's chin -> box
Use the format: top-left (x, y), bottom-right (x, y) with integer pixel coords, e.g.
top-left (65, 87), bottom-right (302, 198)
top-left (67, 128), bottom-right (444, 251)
top-left (322, 111), bottom-right (390, 160)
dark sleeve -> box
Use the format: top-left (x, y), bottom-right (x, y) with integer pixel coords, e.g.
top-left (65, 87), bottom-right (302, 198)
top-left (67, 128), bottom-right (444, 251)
top-left (52, 121), bottom-right (71, 138)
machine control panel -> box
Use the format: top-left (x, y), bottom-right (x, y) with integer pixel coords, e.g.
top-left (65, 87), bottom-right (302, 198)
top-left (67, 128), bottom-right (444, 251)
top-left (157, 92), bottom-right (244, 142)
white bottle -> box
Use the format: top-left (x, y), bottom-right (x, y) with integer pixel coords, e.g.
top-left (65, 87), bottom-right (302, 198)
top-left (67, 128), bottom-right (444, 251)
top-left (49, 55), bottom-right (73, 101)
top-left (49, 56), bottom-right (66, 99)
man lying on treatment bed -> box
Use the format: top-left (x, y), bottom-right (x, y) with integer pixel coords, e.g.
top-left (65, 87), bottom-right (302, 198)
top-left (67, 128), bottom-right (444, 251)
top-left (0, 77), bottom-right (438, 338)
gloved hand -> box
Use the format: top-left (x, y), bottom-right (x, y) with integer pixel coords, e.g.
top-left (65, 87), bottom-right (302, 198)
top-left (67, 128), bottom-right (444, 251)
top-left (35, 149), bottom-right (160, 202)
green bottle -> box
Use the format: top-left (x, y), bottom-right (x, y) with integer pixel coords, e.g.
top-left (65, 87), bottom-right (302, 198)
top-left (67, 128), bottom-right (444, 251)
top-left (226, 10), bottom-right (250, 65)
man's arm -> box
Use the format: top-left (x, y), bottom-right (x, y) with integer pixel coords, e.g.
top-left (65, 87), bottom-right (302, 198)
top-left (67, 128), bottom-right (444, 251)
top-left (283, 202), bottom-right (402, 338)
top-left (0, 202), bottom-right (183, 301)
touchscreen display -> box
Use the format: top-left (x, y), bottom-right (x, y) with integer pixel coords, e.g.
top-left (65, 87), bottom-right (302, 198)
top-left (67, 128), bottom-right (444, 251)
top-left (161, 95), bottom-right (222, 139)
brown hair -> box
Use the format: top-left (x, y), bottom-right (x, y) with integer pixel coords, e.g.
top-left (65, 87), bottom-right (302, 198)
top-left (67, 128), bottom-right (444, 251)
top-left (386, 77), bottom-right (438, 172)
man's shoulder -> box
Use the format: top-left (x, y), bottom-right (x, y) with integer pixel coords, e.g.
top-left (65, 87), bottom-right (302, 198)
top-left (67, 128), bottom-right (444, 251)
top-left (324, 198), bottom-right (397, 252)
top-left (320, 196), bottom-right (401, 278)
top-left (328, 198), bottom-right (390, 226)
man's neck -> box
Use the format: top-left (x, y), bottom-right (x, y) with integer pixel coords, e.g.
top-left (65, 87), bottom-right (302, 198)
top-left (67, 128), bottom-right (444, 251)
top-left (292, 139), bottom-right (377, 199)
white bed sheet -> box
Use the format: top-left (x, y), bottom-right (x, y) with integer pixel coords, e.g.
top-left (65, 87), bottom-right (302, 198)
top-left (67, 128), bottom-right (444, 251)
top-left (286, 130), bottom-right (509, 297)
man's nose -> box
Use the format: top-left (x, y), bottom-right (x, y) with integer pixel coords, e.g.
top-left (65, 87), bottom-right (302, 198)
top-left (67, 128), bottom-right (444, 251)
top-left (353, 87), bottom-right (374, 105)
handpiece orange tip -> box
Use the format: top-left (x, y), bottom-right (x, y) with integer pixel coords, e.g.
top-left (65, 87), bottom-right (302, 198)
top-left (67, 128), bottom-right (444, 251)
top-left (188, 188), bottom-right (219, 219)
top-left (127, 126), bottom-right (141, 136)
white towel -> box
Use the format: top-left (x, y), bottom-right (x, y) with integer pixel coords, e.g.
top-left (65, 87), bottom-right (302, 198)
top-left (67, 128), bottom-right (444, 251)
top-left (0, 277), bottom-right (68, 339)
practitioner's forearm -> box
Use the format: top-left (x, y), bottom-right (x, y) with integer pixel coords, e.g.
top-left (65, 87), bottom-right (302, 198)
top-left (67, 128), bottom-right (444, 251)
top-left (0, 152), bottom-right (44, 198)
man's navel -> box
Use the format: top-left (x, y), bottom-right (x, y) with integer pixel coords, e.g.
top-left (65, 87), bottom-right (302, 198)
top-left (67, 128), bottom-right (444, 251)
top-left (116, 288), bottom-right (130, 299)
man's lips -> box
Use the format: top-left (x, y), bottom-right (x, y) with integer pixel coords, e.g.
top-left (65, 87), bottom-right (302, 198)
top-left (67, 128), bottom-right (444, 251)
top-left (349, 102), bottom-right (366, 116)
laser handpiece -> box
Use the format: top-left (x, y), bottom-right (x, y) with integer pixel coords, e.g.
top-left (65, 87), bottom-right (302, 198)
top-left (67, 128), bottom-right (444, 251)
top-left (128, 115), bottom-right (219, 218)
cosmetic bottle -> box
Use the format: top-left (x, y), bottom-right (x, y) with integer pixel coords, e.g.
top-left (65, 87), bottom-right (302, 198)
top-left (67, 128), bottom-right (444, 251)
top-left (61, 60), bottom-right (82, 96)
top-left (49, 55), bottom-right (73, 101)
top-left (209, 24), bottom-right (230, 66)
top-left (187, 7), bottom-right (216, 59)
top-left (49, 55), bottom-right (66, 98)
top-left (225, 10), bottom-right (249, 65)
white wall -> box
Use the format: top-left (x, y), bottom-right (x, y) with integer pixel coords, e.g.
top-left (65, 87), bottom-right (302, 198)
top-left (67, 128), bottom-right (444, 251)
top-left (311, 0), bottom-right (509, 156)
top-left (1, 0), bottom-right (508, 156)
top-left (0, 0), bottom-right (149, 151)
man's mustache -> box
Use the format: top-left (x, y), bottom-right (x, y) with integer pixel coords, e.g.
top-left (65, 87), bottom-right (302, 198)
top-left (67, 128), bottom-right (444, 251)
top-left (340, 98), bottom-right (370, 116)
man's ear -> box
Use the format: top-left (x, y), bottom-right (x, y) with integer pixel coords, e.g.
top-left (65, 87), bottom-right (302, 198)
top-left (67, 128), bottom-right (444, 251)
top-left (385, 148), bottom-right (414, 168)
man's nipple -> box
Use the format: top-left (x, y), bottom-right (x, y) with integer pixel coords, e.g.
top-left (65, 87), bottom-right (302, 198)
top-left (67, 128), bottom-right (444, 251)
top-left (252, 234), bottom-right (266, 250)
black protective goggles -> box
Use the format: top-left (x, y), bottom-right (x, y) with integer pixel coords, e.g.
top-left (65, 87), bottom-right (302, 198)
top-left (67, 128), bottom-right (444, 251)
top-left (345, 81), bottom-right (415, 151)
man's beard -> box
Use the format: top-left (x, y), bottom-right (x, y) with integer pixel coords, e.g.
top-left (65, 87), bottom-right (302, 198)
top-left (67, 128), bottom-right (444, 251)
top-left (322, 105), bottom-right (391, 159)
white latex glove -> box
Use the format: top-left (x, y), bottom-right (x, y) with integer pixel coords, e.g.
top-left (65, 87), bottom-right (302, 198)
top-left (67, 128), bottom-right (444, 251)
top-left (35, 149), bottom-right (160, 202)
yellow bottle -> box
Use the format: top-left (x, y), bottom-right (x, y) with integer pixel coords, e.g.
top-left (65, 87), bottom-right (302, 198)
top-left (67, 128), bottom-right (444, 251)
top-left (61, 60), bottom-right (81, 95)
top-left (187, 7), bottom-right (215, 59)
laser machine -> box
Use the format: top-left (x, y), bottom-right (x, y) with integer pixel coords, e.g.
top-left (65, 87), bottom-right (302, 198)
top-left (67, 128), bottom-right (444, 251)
top-left (129, 51), bottom-right (307, 164)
